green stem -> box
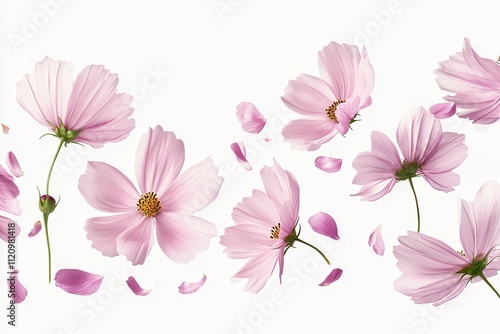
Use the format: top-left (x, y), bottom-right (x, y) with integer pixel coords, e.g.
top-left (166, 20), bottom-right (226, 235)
top-left (46, 139), bottom-right (65, 195)
top-left (295, 238), bottom-right (330, 265)
top-left (43, 213), bottom-right (52, 283)
top-left (479, 272), bottom-right (500, 299)
top-left (408, 178), bottom-right (421, 233)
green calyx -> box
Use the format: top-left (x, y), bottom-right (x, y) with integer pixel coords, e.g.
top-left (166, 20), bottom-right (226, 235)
top-left (49, 118), bottom-right (80, 145)
top-left (38, 193), bottom-right (58, 214)
top-left (456, 255), bottom-right (488, 278)
top-left (395, 160), bottom-right (422, 181)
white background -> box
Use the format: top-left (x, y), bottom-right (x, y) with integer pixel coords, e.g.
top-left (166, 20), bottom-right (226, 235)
top-left (1, 0), bottom-right (500, 333)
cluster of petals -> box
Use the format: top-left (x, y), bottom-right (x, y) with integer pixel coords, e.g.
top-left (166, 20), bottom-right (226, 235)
top-left (352, 107), bottom-right (467, 201)
top-left (394, 181), bottom-right (500, 305)
top-left (0, 157), bottom-right (22, 242)
top-left (281, 41), bottom-right (374, 150)
top-left (78, 125), bottom-right (223, 265)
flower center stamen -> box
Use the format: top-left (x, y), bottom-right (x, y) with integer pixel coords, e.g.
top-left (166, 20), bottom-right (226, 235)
top-left (137, 192), bottom-right (161, 217)
top-left (270, 223), bottom-right (281, 239)
top-left (325, 100), bottom-right (346, 122)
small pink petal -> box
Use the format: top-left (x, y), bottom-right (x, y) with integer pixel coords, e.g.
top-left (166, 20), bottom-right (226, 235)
top-left (319, 268), bottom-right (343, 286)
top-left (2, 124), bottom-right (9, 134)
top-left (54, 269), bottom-right (103, 295)
top-left (8, 270), bottom-right (28, 303)
top-left (314, 156), bottom-right (342, 173)
top-left (178, 274), bottom-right (207, 294)
top-left (6, 151), bottom-right (23, 177)
top-left (368, 224), bottom-right (385, 255)
top-left (236, 102), bottom-right (267, 133)
top-left (126, 276), bottom-right (151, 296)
top-left (308, 212), bottom-right (339, 240)
top-left (28, 221), bottom-right (42, 238)
top-left (261, 137), bottom-right (272, 142)
top-left (429, 102), bottom-right (456, 119)
top-left (230, 142), bottom-right (252, 171)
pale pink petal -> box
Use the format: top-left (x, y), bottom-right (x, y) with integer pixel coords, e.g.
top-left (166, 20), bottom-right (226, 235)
top-left (319, 268), bottom-right (343, 286)
top-left (2, 124), bottom-right (9, 134)
top-left (314, 156), bottom-right (342, 173)
top-left (308, 212), bottom-right (339, 240)
top-left (231, 249), bottom-right (280, 293)
top-left (162, 157), bottom-right (223, 214)
top-left (28, 221), bottom-right (42, 238)
top-left (156, 212), bottom-right (217, 264)
top-left (135, 126), bottom-right (185, 196)
top-left (16, 57), bottom-right (73, 129)
top-left (368, 224), bottom-right (385, 255)
top-left (54, 269), bottom-right (103, 295)
top-left (352, 46), bottom-right (375, 104)
top-left (79, 161), bottom-right (139, 213)
top-left (8, 270), bottom-right (27, 303)
top-left (230, 142), bottom-right (252, 171)
top-left (260, 159), bottom-right (300, 211)
top-left (0, 165), bottom-right (21, 215)
top-left (116, 216), bottom-right (155, 265)
top-left (6, 151), bottom-right (23, 177)
top-left (261, 137), bottom-right (272, 142)
top-left (0, 216), bottom-right (20, 242)
top-left (282, 118), bottom-right (337, 151)
top-left (336, 95), bottom-right (361, 135)
top-left (178, 274), bottom-right (207, 294)
top-left (235, 102), bottom-right (266, 133)
top-left (429, 102), bottom-right (456, 119)
top-left (126, 276), bottom-right (152, 296)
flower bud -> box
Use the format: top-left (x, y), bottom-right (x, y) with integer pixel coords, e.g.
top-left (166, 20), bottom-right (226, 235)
top-left (39, 195), bottom-right (57, 214)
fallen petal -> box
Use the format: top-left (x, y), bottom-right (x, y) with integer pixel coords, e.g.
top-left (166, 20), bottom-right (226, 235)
top-left (8, 270), bottom-right (28, 303)
top-left (308, 212), bottom-right (339, 240)
top-left (429, 102), bottom-right (456, 119)
top-left (178, 274), bottom-right (207, 294)
top-left (236, 102), bottom-right (266, 133)
top-left (28, 221), bottom-right (42, 238)
top-left (126, 276), bottom-right (152, 296)
top-left (230, 142), bottom-right (252, 171)
top-left (261, 137), bottom-right (272, 142)
top-left (319, 268), bottom-right (343, 286)
top-left (368, 224), bottom-right (385, 256)
top-left (54, 269), bottom-right (103, 295)
top-left (314, 156), bottom-right (342, 173)
top-left (2, 124), bottom-right (9, 134)
top-left (6, 151), bottom-right (23, 177)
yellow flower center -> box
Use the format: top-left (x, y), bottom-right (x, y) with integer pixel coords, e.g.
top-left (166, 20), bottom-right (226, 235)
top-left (137, 192), bottom-right (161, 217)
top-left (325, 100), bottom-right (346, 122)
top-left (270, 223), bottom-right (281, 239)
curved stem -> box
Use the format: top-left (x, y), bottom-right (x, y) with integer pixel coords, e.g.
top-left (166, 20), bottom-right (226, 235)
top-left (46, 139), bottom-right (65, 195)
top-left (408, 178), bottom-right (421, 233)
top-left (295, 238), bottom-right (330, 265)
top-left (43, 213), bottom-right (52, 283)
top-left (479, 272), bottom-right (500, 299)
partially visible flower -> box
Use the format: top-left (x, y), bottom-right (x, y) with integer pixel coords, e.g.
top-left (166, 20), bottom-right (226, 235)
top-left (79, 125), bottom-right (222, 265)
top-left (28, 221), bottom-right (42, 238)
top-left (54, 269), bottom-right (103, 295)
top-left (394, 181), bottom-right (500, 305)
top-left (429, 102), bottom-right (456, 119)
top-left (319, 268), bottom-right (343, 287)
top-left (435, 38), bottom-right (500, 124)
top-left (17, 57), bottom-right (135, 147)
top-left (0, 216), bottom-right (20, 242)
top-left (1, 124), bottom-right (9, 134)
top-left (236, 102), bottom-right (266, 134)
top-left (126, 276), bottom-right (151, 296)
top-left (6, 152), bottom-right (23, 177)
top-left (281, 41), bottom-right (374, 150)
top-left (178, 274), bottom-right (207, 294)
top-left (314, 156), bottom-right (342, 173)
top-left (230, 142), bottom-right (252, 171)
top-left (368, 224), bottom-right (385, 256)
top-left (8, 270), bottom-right (27, 303)
top-left (308, 212), bottom-right (339, 240)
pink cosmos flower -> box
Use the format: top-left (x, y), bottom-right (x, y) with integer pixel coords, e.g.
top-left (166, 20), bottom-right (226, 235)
top-left (352, 106), bottom-right (467, 201)
top-left (236, 102), bottom-right (266, 134)
top-left (435, 38), bottom-right (500, 124)
top-left (220, 159), bottom-right (300, 293)
top-left (17, 57), bottom-right (135, 147)
top-left (79, 125), bottom-right (223, 265)
top-left (281, 41), bottom-right (374, 150)
top-left (394, 181), bottom-right (500, 305)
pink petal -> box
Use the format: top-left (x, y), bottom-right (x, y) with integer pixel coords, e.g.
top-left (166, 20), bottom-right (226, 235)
top-left (261, 137), bottom-right (272, 142)
top-left (236, 102), bottom-right (267, 133)
top-left (2, 124), bottom-right (9, 134)
top-left (54, 269), bottom-right (103, 295)
top-left (6, 151), bottom-right (23, 177)
top-left (231, 248), bottom-right (281, 293)
top-left (319, 268), bottom-right (343, 286)
top-left (230, 142), bottom-right (252, 171)
top-left (314, 156), bottom-right (342, 173)
top-left (0, 166), bottom-right (21, 216)
top-left (115, 216), bottom-right (155, 265)
top-left (126, 276), bottom-right (152, 296)
top-left (178, 274), bottom-right (207, 294)
top-left (429, 102), bottom-right (457, 119)
top-left (336, 95), bottom-right (361, 135)
top-left (260, 159), bottom-right (300, 210)
top-left (28, 221), bottom-right (42, 238)
top-left (0, 216), bottom-right (20, 242)
top-left (282, 118), bottom-right (337, 151)
top-left (368, 224), bottom-right (385, 256)
top-left (8, 270), bottom-right (28, 303)
top-left (308, 212), bottom-right (339, 240)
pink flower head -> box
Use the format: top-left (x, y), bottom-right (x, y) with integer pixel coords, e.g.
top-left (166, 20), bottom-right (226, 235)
top-left (352, 107), bottom-right (467, 201)
top-left (394, 181), bottom-right (500, 305)
top-left (281, 41), bottom-right (374, 150)
top-left (17, 57), bottom-right (135, 147)
top-left (435, 38), bottom-right (500, 124)
top-left (236, 102), bottom-right (267, 134)
top-left (79, 125), bottom-right (223, 265)
top-left (220, 159), bottom-right (300, 293)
